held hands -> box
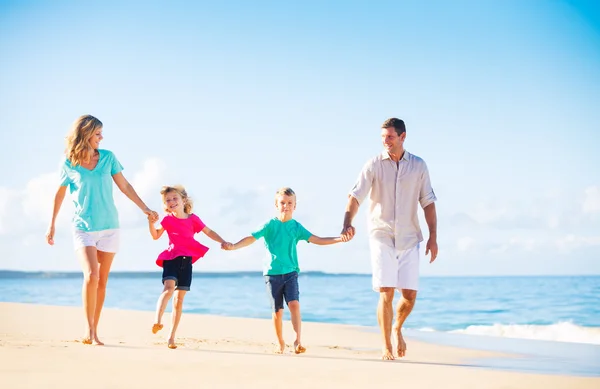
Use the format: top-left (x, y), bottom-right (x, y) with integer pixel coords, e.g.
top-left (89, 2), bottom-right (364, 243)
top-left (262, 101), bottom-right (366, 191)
top-left (144, 208), bottom-right (159, 223)
top-left (147, 212), bottom-right (159, 224)
top-left (221, 242), bottom-right (234, 250)
top-left (340, 225), bottom-right (355, 242)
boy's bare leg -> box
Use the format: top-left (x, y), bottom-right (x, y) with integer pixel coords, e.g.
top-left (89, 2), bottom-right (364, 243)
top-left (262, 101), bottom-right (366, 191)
top-left (167, 289), bottom-right (187, 349)
top-left (93, 250), bottom-right (115, 345)
top-left (393, 289), bottom-right (417, 358)
top-left (377, 288), bottom-right (395, 360)
top-left (76, 246), bottom-right (99, 345)
top-left (272, 309), bottom-right (285, 353)
top-left (288, 301), bottom-right (305, 354)
top-left (153, 280), bottom-right (176, 334)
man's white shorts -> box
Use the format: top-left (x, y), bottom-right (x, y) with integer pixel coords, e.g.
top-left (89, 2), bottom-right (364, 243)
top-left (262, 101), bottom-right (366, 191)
top-left (370, 239), bottom-right (420, 292)
top-left (72, 229), bottom-right (120, 253)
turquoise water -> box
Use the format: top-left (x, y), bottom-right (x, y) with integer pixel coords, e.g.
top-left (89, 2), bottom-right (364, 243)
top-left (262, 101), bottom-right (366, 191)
top-left (2, 271), bottom-right (599, 376)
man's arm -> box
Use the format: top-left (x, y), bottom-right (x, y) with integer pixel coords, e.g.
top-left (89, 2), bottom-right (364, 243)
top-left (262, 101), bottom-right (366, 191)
top-left (341, 196), bottom-right (360, 239)
top-left (423, 203), bottom-right (438, 263)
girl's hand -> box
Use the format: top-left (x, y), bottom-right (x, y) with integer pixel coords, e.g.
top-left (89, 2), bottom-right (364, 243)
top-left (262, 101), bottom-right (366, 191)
top-left (147, 213), bottom-right (159, 223)
top-left (144, 208), bottom-right (159, 221)
top-left (221, 242), bottom-right (234, 250)
top-left (45, 225), bottom-right (55, 246)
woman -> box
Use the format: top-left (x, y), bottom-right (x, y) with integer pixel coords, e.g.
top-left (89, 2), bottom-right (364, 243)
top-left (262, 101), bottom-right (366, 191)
top-left (46, 114), bottom-right (158, 345)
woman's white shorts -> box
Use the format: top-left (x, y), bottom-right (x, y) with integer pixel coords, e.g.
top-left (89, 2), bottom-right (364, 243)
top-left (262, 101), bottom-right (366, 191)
top-left (370, 239), bottom-right (420, 292)
top-left (72, 229), bottom-right (120, 253)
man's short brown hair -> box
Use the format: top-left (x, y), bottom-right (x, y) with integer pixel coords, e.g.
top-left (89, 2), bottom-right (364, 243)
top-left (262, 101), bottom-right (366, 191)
top-left (381, 118), bottom-right (406, 136)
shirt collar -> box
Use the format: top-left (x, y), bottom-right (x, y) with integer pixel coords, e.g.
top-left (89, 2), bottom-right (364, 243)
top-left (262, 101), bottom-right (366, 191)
top-left (381, 150), bottom-right (410, 161)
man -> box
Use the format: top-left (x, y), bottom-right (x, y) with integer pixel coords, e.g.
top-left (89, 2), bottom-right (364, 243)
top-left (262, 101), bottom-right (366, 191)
top-left (341, 118), bottom-right (438, 360)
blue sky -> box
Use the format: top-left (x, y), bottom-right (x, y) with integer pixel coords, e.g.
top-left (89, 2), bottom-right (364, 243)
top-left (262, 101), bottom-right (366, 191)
top-left (1, 0), bottom-right (599, 275)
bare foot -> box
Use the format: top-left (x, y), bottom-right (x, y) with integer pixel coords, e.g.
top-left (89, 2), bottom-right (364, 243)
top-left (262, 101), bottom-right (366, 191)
top-left (81, 337), bottom-right (92, 345)
top-left (92, 336), bottom-right (104, 346)
top-left (152, 323), bottom-right (163, 334)
top-left (294, 342), bottom-right (306, 354)
top-left (382, 346), bottom-right (395, 360)
top-left (167, 338), bottom-right (177, 349)
top-left (393, 325), bottom-right (407, 358)
top-left (273, 340), bottom-right (286, 354)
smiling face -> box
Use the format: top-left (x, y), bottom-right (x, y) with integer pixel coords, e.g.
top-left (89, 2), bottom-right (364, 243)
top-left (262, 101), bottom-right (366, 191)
top-left (381, 126), bottom-right (405, 155)
top-left (88, 126), bottom-right (103, 150)
top-left (163, 191), bottom-right (185, 216)
top-left (275, 193), bottom-right (296, 221)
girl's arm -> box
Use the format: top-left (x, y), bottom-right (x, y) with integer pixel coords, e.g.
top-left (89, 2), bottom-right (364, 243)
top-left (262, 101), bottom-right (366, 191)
top-left (201, 226), bottom-right (227, 244)
top-left (148, 214), bottom-right (165, 240)
top-left (112, 172), bottom-right (157, 218)
top-left (46, 185), bottom-right (67, 245)
top-left (228, 236), bottom-right (257, 250)
top-left (308, 235), bottom-right (345, 245)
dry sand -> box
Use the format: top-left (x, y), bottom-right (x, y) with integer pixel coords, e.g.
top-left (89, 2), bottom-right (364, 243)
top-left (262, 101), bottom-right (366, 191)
top-left (1, 302), bottom-right (597, 389)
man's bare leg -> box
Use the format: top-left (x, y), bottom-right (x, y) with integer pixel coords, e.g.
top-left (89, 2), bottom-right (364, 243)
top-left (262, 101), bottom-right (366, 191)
top-left (377, 288), bottom-right (395, 360)
top-left (393, 289), bottom-right (417, 358)
top-left (272, 309), bottom-right (285, 353)
top-left (288, 301), bottom-right (305, 354)
top-left (154, 280), bottom-right (175, 334)
top-left (167, 290), bottom-right (187, 349)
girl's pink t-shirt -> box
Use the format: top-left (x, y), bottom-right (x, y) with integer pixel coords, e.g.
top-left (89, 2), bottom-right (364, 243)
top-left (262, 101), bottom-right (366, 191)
top-left (156, 213), bottom-right (209, 267)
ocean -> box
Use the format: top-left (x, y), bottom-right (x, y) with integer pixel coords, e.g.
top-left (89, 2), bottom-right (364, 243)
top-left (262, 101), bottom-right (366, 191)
top-left (1, 271), bottom-right (599, 376)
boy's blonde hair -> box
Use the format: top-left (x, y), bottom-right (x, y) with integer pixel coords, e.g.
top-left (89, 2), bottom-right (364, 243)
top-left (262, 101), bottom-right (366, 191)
top-left (65, 115), bottom-right (103, 167)
top-left (275, 187), bottom-right (296, 200)
top-left (161, 185), bottom-right (193, 214)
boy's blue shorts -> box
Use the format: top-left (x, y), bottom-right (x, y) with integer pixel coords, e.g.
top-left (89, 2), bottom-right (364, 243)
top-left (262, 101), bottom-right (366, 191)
top-left (264, 271), bottom-right (299, 312)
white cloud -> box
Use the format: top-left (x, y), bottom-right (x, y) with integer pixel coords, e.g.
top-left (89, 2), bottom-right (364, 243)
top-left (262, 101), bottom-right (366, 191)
top-left (583, 186), bottom-right (600, 214)
top-left (115, 157), bottom-right (168, 225)
top-left (556, 234), bottom-right (600, 252)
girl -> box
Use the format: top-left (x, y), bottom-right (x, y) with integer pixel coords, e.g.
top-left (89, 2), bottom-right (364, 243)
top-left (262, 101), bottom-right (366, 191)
top-left (46, 114), bottom-right (158, 345)
top-left (148, 185), bottom-right (230, 349)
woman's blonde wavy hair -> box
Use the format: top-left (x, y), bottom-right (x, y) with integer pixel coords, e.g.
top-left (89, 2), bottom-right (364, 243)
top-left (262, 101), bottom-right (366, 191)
top-left (65, 115), bottom-right (103, 167)
top-left (161, 185), bottom-right (193, 214)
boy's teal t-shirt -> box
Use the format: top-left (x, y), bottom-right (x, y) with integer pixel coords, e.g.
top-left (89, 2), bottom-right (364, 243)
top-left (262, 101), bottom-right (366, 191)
top-left (59, 149), bottom-right (124, 232)
top-left (251, 218), bottom-right (312, 276)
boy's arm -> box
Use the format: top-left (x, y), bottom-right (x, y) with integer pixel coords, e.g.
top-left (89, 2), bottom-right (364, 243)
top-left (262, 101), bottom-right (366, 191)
top-left (308, 235), bottom-right (345, 245)
top-left (228, 236), bottom-right (257, 250)
top-left (148, 215), bottom-right (165, 240)
top-left (201, 226), bottom-right (227, 244)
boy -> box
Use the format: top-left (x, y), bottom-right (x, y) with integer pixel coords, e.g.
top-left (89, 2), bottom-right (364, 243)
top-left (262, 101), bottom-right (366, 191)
top-left (223, 187), bottom-right (350, 354)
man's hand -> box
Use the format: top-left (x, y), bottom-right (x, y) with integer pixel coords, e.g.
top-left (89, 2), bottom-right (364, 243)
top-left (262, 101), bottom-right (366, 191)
top-left (425, 237), bottom-right (438, 263)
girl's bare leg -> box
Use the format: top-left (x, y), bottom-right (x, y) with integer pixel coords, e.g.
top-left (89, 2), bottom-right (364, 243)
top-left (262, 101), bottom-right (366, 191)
top-left (167, 290), bottom-right (187, 349)
top-left (153, 280), bottom-right (175, 333)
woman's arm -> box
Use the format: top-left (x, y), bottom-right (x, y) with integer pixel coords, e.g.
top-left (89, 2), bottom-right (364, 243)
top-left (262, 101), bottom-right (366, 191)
top-left (112, 172), bottom-right (157, 217)
top-left (46, 186), bottom-right (67, 245)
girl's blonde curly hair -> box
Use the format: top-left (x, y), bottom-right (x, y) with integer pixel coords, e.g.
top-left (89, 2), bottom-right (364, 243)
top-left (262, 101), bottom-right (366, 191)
top-left (160, 185), bottom-right (193, 214)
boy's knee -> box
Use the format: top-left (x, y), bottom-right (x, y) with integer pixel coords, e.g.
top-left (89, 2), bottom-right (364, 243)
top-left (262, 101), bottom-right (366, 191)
top-left (287, 300), bottom-right (300, 310)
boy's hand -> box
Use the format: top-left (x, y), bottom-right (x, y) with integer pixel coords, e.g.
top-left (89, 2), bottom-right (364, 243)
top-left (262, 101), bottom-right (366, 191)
top-left (340, 233), bottom-right (353, 242)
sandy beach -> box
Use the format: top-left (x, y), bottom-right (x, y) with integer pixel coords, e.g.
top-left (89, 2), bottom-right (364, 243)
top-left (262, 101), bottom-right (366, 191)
top-left (0, 302), bottom-right (597, 389)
